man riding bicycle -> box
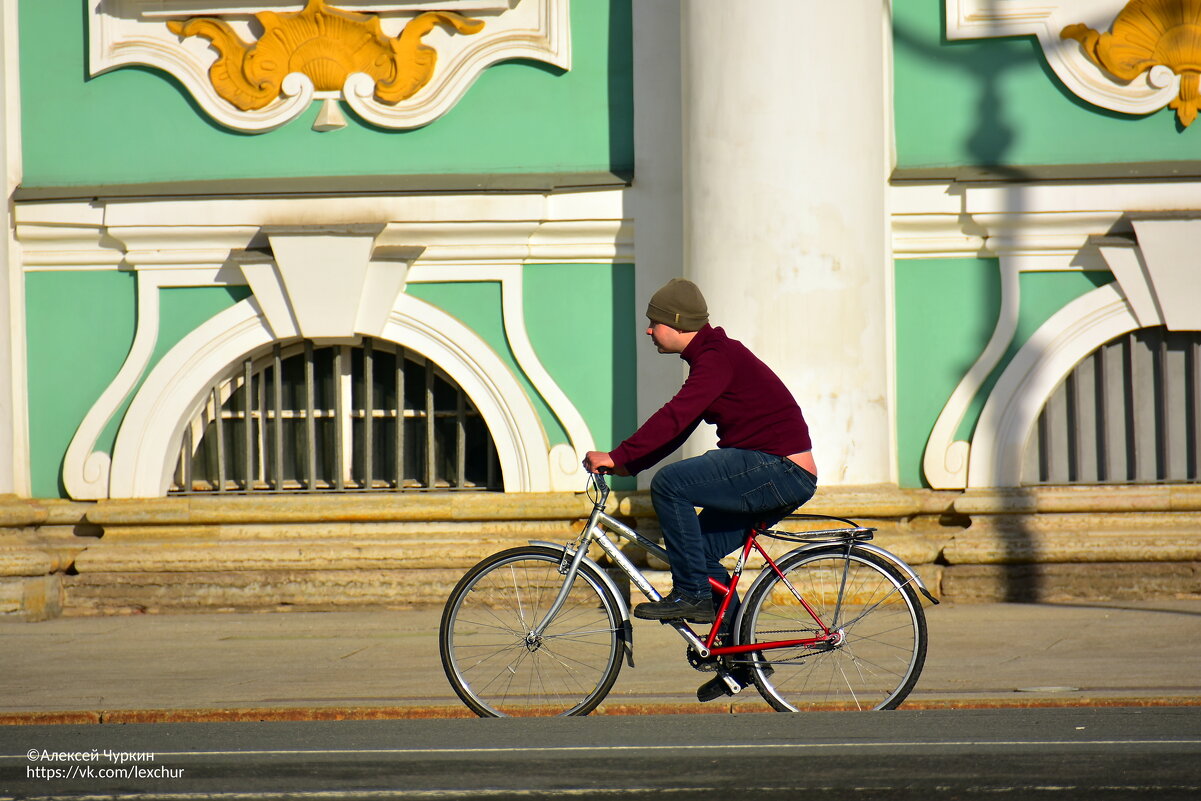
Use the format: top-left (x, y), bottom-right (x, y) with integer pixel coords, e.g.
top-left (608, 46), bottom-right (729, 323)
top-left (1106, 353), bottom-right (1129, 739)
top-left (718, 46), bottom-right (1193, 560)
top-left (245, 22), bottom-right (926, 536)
top-left (584, 278), bottom-right (818, 700)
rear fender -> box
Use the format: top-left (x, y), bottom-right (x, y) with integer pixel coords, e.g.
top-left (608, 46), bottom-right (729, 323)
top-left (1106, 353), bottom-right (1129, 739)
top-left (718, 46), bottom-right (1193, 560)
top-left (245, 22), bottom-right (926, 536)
top-left (854, 543), bottom-right (940, 605)
top-left (733, 541), bottom-right (939, 636)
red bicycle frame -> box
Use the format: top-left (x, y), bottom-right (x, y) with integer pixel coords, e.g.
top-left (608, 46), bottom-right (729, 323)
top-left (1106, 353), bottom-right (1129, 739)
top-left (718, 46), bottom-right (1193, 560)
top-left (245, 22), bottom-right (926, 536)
top-left (697, 528), bottom-right (838, 656)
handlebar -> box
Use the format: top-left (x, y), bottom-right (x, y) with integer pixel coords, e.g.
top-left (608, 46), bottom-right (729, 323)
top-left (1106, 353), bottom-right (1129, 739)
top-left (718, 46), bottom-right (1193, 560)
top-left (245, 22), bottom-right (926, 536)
top-left (584, 465), bottom-right (611, 506)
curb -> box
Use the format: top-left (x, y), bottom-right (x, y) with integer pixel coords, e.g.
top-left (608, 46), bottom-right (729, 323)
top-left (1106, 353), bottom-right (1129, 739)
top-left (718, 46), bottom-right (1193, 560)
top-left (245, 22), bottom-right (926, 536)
top-left (3, 696), bottom-right (1200, 725)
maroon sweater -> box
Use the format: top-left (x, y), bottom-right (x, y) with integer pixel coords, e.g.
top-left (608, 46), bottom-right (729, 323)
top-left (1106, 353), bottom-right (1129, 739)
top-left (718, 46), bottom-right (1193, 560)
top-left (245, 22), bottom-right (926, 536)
top-left (609, 325), bottom-right (812, 475)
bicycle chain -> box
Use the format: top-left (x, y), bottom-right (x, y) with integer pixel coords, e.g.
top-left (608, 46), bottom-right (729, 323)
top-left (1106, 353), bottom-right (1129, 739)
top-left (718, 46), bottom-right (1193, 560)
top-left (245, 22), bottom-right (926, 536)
top-left (686, 629), bottom-right (834, 671)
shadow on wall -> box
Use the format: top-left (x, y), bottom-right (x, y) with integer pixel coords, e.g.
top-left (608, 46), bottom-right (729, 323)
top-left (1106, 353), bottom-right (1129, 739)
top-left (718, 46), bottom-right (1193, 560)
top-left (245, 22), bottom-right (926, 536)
top-left (608, 0), bottom-right (635, 180)
top-left (609, 264), bottom-right (638, 491)
top-left (893, 1), bottom-right (1067, 601)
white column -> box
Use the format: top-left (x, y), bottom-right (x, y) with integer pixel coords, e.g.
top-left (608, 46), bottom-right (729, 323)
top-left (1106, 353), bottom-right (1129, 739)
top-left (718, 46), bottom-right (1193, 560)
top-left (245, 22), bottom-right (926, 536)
top-left (0, 0), bottom-right (26, 496)
top-left (680, 1), bottom-right (895, 485)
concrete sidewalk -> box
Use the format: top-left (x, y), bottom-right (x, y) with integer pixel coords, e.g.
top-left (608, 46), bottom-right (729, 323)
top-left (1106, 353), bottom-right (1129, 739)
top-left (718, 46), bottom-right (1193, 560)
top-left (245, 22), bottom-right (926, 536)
top-left (1, 600), bottom-right (1199, 723)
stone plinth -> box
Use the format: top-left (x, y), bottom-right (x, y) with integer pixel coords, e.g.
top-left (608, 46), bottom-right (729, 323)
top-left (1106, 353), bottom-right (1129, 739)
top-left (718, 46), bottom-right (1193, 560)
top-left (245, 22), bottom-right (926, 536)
top-left (2, 484), bottom-right (1198, 617)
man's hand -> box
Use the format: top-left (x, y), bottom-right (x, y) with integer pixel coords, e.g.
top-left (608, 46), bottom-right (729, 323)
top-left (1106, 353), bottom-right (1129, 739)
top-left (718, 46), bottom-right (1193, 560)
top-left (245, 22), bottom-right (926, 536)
top-left (583, 451), bottom-right (622, 475)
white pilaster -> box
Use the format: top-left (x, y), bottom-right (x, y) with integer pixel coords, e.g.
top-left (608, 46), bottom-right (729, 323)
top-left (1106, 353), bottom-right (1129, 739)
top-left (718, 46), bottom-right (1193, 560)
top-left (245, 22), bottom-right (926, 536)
top-left (0, 0), bottom-right (26, 496)
top-left (679, 2), bottom-right (894, 484)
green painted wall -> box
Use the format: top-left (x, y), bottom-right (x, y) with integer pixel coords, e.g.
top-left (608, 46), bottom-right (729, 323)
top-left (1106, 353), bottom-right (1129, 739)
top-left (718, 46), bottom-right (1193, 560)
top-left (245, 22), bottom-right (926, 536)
top-left (894, 258), bottom-right (996, 489)
top-left (894, 259), bottom-right (1113, 488)
top-left (409, 264), bottom-right (638, 479)
top-left (407, 280), bottom-right (568, 447)
top-left (26, 272), bottom-right (134, 498)
top-left (523, 263), bottom-right (636, 487)
top-left (25, 276), bottom-right (249, 498)
top-left (892, 3), bottom-right (1198, 170)
top-left (20, 0), bottom-right (633, 188)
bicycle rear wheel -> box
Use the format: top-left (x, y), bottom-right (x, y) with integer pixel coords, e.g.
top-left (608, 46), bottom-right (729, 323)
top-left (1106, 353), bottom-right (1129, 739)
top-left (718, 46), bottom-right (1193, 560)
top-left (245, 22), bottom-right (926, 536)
top-left (439, 546), bottom-right (625, 717)
top-left (737, 545), bottom-right (927, 711)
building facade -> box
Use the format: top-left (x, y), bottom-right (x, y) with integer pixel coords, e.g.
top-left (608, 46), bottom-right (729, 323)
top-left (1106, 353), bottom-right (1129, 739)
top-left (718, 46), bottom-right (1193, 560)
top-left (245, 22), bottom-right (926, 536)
top-left (1, 1), bottom-right (1199, 617)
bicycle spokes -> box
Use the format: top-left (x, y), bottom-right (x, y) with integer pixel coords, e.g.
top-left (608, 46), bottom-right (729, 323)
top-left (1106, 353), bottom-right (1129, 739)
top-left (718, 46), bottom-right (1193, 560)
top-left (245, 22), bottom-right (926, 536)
top-left (738, 546), bottom-right (927, 711)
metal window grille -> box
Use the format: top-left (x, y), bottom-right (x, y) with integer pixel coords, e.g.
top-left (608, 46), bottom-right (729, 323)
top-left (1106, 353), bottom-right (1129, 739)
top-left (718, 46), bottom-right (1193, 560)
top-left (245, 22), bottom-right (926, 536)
top-left (171, 338), bottom-right (502, 493)
top-left (1024, 326), bottom-right (1201, 485)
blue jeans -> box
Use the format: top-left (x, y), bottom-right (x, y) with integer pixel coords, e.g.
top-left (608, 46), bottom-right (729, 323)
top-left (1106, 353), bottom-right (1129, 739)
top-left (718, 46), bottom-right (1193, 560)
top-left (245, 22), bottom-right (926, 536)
top-left (650, 448), bottom-right (818, 603)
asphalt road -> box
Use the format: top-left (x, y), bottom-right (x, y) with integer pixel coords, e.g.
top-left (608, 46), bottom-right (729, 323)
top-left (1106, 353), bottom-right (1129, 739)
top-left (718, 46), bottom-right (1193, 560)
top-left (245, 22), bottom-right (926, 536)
top-left (2, 707), bottom-right (1199, 800)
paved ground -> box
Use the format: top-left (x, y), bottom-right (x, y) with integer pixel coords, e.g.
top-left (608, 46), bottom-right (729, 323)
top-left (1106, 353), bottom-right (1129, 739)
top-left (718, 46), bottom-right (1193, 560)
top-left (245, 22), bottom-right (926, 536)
top-left (0, 599), bottom-right (1198, 723)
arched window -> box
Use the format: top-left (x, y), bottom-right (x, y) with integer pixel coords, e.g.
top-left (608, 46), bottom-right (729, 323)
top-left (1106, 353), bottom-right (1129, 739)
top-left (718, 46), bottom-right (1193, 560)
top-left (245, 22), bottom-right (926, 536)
top-left (1024, 327), bottom-right (1201, 485)
top-left (171, 337), bottom-right (502, 492)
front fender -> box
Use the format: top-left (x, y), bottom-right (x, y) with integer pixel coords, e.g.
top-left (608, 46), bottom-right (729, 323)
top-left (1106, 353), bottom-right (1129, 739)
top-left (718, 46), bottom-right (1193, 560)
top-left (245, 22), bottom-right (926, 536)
top-left (529, 540), bottom-right (636, 668)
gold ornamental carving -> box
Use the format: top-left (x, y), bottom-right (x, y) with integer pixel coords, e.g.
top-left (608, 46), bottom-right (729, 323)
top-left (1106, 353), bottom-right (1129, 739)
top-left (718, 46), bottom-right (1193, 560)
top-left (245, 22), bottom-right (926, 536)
top-left (168, 0), bottom-right (485, 112)
top-left (1062, 0), bottom-right (1201, 126)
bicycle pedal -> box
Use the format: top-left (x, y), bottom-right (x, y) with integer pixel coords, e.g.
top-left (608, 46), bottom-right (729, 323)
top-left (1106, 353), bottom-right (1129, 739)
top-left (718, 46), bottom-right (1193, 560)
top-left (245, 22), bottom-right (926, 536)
top-left (696, 671), bottom-right (744, 703)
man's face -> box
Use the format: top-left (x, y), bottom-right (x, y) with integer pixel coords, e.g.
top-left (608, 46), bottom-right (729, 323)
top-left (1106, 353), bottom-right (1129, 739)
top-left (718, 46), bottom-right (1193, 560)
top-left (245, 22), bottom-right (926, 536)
top-left (646, 321), bottom-right (689, 354)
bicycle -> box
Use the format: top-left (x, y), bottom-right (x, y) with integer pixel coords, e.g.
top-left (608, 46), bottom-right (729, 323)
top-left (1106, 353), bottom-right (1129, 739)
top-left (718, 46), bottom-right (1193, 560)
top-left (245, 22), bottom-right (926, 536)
top-left (439, 471), bottom-right (938, 717)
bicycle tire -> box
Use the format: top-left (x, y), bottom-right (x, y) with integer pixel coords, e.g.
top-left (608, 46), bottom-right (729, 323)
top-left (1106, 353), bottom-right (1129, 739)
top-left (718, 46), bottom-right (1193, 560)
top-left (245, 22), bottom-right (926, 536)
top-left (737, 545), bottom-right (927, 711)
top-left (439, 545), bottom-right (625, 717)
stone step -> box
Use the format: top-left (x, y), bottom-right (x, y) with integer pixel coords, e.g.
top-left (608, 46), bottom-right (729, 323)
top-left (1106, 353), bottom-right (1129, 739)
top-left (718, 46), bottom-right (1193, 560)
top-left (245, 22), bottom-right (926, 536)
top-left (943, 562), bottom-right (1201, 603)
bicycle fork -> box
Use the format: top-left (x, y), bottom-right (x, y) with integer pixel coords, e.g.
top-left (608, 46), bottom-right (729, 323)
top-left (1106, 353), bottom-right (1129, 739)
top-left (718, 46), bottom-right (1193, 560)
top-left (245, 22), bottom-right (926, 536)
top-left (527, 526), bottom-right (641, 667)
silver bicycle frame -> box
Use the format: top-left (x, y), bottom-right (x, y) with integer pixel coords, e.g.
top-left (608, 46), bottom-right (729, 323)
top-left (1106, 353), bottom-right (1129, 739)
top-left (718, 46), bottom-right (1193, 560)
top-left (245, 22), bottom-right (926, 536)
top-left (529, 502), bottom-right (717, 659)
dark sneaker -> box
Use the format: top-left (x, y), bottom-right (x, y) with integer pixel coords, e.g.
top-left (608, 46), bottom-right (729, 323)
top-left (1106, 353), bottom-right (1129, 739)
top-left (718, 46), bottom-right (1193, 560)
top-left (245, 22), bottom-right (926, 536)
top-left (696, 666), bottom-right (752, 703)
top-left (696, 674), bottom-right (736, 702)
top-left (696, 662), bottom-right (775, 703)
top-left (633, 590), bottom-right (715, 623)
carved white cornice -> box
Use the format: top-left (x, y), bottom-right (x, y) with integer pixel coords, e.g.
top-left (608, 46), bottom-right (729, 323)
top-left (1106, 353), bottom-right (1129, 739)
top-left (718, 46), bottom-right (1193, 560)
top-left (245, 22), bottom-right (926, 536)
top-left (891, 181), bottom-right (1125, 269)
top-left (90, 0), bottom-right (571, 133)
top-left (891, 179), bottom-right (1201, 267)
top-left (15, 190), bottom-right (631, 268)
top-left (945, 0), bottom-right (1181, 118)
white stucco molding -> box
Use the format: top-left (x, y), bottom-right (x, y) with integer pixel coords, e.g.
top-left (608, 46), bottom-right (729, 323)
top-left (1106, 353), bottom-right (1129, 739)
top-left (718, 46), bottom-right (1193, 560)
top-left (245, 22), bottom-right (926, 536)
top-left (21, 190), bottom-right (632, 265)
top-left (945, 0), bottom-right (1179, 117)
top-left (1121, 218), bottom-right (1201, 331)
top-left (0, 0), bottom-right (25, 495)
top-left (23, 190), bottom-right (625, 497)
top-left (62, 265), bottom-right (245, 500)
top-left (895, 179), bottom-right (1201, 488)
top-left (892, 180), bottom-right (1125, 269)
top-left (896, 181), bottom-right (1120, 487)
top-left (90, 0), bottom-right (570, 133)
top-left (235, 224), bottom-right (418, 339)
top-left (109, 293), bottom-right (552, 496)
top-left (966, 283), bottom-right (1137, 487)
top-left (406, 262), bottom-right (595, 490)
top-left (57, 222), bottom-right (255, 499)
top-left (921, 257), bottom-right (1021, 489)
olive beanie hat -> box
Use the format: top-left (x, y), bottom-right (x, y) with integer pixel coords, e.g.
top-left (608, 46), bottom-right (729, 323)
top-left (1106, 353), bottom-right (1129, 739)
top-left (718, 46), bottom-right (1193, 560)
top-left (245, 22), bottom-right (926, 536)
top-left (646, 278), bottom-right (708, 331)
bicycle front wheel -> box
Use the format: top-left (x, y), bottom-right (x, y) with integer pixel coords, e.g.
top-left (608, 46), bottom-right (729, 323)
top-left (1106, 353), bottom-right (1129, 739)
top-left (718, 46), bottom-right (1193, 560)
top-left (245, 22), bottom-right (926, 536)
top-left (738, 546), bottom-right (927, 711)
top-left (439, 546), bottom-right (625, 717)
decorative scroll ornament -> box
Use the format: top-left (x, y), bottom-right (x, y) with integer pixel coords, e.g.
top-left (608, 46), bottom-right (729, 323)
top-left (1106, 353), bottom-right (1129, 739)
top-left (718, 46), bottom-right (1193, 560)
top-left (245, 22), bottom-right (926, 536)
top-left (89, 1), bottom-right (571, 133)
top-left (1062, 0), bottom-right (1201, 126)
top-left (168, 1), bottom-right (483, 112)
top-left (945, 1), bottom-right (1184, 122)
